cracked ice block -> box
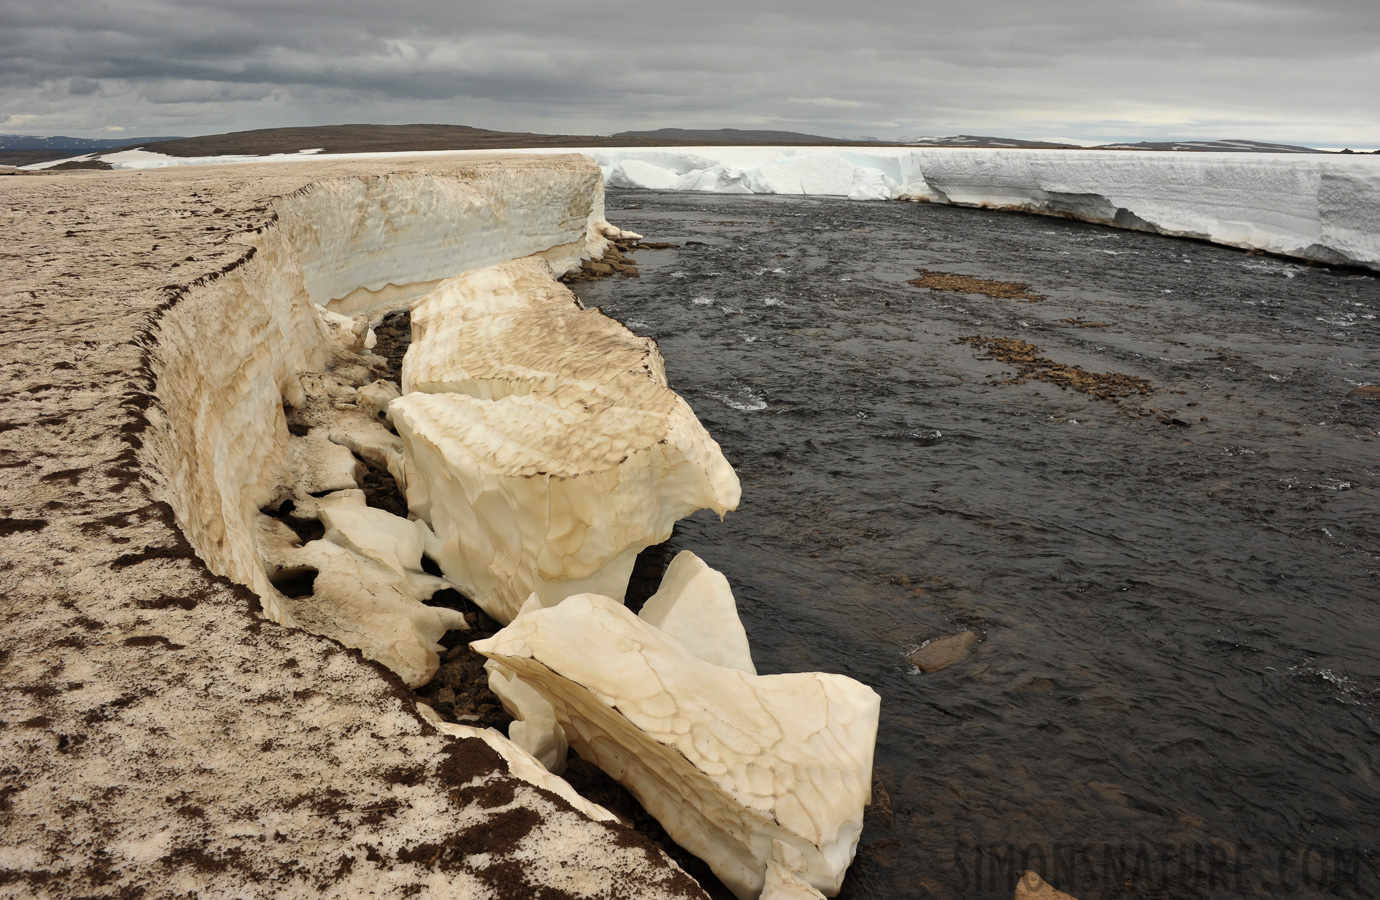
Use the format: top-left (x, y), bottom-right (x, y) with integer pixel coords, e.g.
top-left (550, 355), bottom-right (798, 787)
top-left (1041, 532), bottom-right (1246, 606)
top-left (390, 384), bottom-right (739, 625)
top-left (640, 550), bottom-right (755, 674)
top-left (402, 255), bottom-right (667, 399)
top-left (471, 593), bottom-right (880, 899)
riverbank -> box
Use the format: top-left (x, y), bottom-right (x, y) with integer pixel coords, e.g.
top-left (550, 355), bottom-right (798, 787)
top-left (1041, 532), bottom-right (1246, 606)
top-left (0, 157), bottom-right (709, 898)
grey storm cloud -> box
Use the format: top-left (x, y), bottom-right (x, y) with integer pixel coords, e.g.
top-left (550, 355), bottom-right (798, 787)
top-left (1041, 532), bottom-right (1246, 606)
top-left (1, 0), bottom-right (1377, 144)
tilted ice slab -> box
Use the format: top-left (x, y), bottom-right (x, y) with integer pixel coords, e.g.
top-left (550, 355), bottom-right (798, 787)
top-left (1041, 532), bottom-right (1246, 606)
top-left (490, 551), bottom-right (755, 774)
top-left (472, 593), bottom-right (880, 900)
top-left (586, 146), bottom-right (1380, 271)
top-left (391, 383), bottom-right (740, 624)
top-left (640, 550), bottom-right (756, 674)
top-left (402, 255), bottom-right (667, 398)
top-left (390, 257), bottom-right (739, 624)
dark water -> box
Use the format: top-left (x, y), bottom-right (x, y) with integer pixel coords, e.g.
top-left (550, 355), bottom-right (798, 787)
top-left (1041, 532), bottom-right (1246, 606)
top-left (570, 190), bottom-right (1380, 900)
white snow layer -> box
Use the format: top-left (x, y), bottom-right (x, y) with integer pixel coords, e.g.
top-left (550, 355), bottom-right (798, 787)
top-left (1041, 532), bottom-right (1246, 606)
top-left (590, 146), bottom-right (1380, 270)
top-left (59, 145), bottom-right (1380, 270)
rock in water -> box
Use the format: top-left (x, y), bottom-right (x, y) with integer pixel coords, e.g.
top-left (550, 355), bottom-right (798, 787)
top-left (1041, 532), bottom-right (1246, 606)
top-left (1346, 385), bottom-right (1380, 399)
top-left (907, 631), bottom-right (981, 673)
top-left (640, 550), bottom-right (756, 674)
top-left (471, 593), bottom-right (880, 900)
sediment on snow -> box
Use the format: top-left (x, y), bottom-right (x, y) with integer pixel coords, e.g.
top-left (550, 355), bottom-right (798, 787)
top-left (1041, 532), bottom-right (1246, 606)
top-left (25, 146), bottom-right (882, 898)
top-left (0, 155), bottom-right (713, 899)
top-left (140, 161), bottom-right (611, 621)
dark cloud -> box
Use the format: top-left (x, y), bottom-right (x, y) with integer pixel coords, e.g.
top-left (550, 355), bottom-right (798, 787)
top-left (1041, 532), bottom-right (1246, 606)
top-left (0, 0), bottom-right (1376, 145)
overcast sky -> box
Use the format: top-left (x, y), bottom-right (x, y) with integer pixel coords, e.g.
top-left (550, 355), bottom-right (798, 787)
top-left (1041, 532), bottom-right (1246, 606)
top-left (2, 0), bottom-right (1377, 146)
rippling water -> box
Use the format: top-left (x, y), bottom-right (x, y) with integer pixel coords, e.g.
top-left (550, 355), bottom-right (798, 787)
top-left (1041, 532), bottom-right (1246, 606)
top-left (569, 190), bottom-right (1380, 899)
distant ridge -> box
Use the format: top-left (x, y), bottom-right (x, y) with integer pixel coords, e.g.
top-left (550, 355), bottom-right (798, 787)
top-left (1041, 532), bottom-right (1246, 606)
top-left (0, 133), bottom-right (185, 151)
top-left (24, 124), bottom-right (880, 164)
top-left (0, 133), bottom-right (185, 166)
top-left (11, 124), bottom-right (1361, 169)
top-left (1094, 139), bottom-right (1324, 153)
top-left (898, 134), bottom-right (1079, 149)
top-left (609, 127), bottom-right (847, 144)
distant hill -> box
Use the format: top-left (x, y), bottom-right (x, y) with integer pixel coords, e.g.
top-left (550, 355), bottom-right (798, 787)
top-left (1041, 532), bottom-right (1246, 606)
top-left (897, 134), bottom-right (1080, 149)
top-left (0, 133), bottom-right (184, 151)
top-left (9, 123), bottom-right (884, 167)
top-left (0, 133), bottom-right (186, 166)
top-left (610, 127), bottom-right (850, 144)
top-left (133, 124), bottom-right (879, 158)
top-left (1094, 139), bottom-right (1324, 153)
top-left (11, 124), bottom-right (1358, 169)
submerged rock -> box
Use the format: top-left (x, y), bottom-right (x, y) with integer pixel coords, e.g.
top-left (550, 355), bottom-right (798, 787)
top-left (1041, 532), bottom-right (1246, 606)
top-left (907, 630), bottom-right (981, 673)
top-left (472, 593), bottom-right (880, 900)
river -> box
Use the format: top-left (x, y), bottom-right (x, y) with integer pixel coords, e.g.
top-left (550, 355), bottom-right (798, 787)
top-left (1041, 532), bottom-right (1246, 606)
top-left (569, 189), bottom-right (1380, 899)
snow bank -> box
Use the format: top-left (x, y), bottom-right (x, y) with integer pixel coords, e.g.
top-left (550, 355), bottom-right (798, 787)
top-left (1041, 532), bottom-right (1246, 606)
top-left (5, 155), bottom-right (712, 899)
top-left (54, 144), bottom-right (1378, 269)
top-left (142, 157), bottom-right (611, 626)
top-left (589, 146), bottom-right (1380, 269)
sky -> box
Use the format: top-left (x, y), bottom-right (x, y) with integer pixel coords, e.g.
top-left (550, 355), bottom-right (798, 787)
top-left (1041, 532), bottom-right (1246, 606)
top-left (2, 0), bottom-right (1377, 147)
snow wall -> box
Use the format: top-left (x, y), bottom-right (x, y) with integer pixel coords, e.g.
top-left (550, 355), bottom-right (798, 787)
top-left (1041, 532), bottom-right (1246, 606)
top-left (82, 145), bottom-right (1380, 271)
top-left (588, 147), bottom-right (1380, 271)
top-left (140, 157), bottom-right (611, 623)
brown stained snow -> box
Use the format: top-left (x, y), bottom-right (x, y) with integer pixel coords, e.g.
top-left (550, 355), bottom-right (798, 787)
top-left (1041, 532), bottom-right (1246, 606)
top-left (0, 160), bottom-right (708, 899)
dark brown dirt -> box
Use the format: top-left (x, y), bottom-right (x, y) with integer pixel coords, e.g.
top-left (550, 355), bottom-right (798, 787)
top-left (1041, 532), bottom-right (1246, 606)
top-left (48, 158), bottom-right (114, 171)
top-left (958, 336), bottom-right (1155, 401)
top-left (909, 268), bottom-right (1046, 302)
top-left (560, 757), bottom-right (737, 900)
top-left (415, 592), bottom-right (514, 733)
top-left (369, 311), bottom-right (412, 376)
top-left (562, 238), bottom-right (643, 282)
